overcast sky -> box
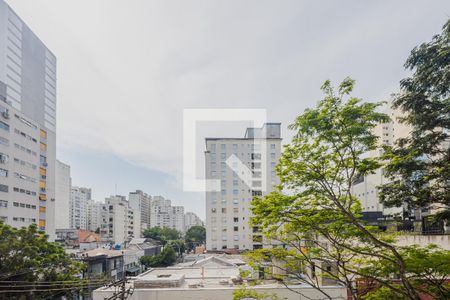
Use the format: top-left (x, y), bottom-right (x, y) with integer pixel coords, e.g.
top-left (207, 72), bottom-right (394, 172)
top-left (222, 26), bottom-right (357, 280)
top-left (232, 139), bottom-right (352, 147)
top-left (6, 0), bottom-right (450, 219)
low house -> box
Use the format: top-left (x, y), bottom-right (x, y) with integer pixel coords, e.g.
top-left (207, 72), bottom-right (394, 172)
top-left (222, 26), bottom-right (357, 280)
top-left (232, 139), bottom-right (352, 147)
top-left (56, 229), bottom-right (103, 250)
top-left (78, 248), bottom-right (125, 280)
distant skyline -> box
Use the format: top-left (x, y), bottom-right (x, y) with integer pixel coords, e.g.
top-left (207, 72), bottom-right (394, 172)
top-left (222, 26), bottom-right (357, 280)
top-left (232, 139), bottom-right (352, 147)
top-left (6, 0), bottom-right (450, 219)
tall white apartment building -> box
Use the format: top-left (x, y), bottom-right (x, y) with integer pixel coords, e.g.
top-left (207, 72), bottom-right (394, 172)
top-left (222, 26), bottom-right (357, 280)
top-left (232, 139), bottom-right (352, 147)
top-left (171, 205), bottom-right (185, 233)
top-left (0, 1), bottom-right (57, 239)
top-left (70, 186), bottom-right (91, 229)
top-left (100, 195), bottom-right (140, 245)
top-left (129, 190), bottom-right (151, 231)
top-left (184, 212), bottom-right (203, 231)
top-left (352, 104), bottom-right (411, 222)
top-left (55, 160), bottom-right (71, 229)
top-left (150, 195), bottom-right (185, 232)
top-left (150, 195), bottom-right (171, 228)
top-left (205, 123), bottom-right (281, 251)
top-left (87, 199), bottom-right (102, 232)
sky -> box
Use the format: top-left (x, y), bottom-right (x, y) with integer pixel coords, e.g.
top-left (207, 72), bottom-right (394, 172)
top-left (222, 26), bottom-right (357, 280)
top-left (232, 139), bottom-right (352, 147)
top-left (5, 0), bottom-right (450, 219)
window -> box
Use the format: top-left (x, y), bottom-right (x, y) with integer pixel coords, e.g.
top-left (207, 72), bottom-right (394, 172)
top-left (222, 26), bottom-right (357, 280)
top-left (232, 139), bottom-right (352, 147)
top-left (221, 208), bottom-right (227, 213)
top-left (251, 153), bottom-right (261, 160)
top-left (271, 171), bottom-right (276, 177)
top-left (220, 144), bottom-right (226, 151)
top-left (221, 162), bottom-right (226, 169)
top-left (271, 162), bottom-right (276, 169)
top-left (270, 153), bottom-right (276, 160)
top-left (233, 199), bottom-right (239, 205)
top-left (0, 200), bottom-right (7, 208)
top-left (0, 121), bottom-right (9, 131)
top-left (0, 137), bottom-right (9, 146)
top-left (233, 208), bottom-right (239, 213)
top-left (221, 189), bottom-right (226, 196)
top-left (220, 153), bottom-right (226, 160)
top-left (0, 168), bottom-right (7, 177)
top-left (233, 180), bottom-right (238, 186)
top-left (221, 170), bottom-right (226, 177)
top-left (210, 144), bottom-right (216, 152)
top-left (210, 153), bottom-right (216, 160)
top-left (232, 144), bottom-right (238, 151)
top-left (211, 170), bottom-right (216, 177)
top-left (211, 162), bottom-right (216, 169)
top-left (233, 217), bottom-right (239, 223)
top-left (234, 226), bottom-right (238, 232)
top-left (233, 189), bottom-right (239, 195)
top-left (0, 184), bottom-right (8, 193)
top-left (270, 144), bottom-right (276, 149)
top-left (252, 190), bottom-right (262, 196)
top-left (211, 208), bottom-right (217, 213)
top-left (221, 180), bottom-right (226, 187)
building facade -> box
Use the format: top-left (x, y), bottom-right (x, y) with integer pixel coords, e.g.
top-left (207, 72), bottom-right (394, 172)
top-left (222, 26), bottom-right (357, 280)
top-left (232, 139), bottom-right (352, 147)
top-left (55, 160), bottom-right (71, 229)
top-left (149, 195), bottom-right (185, 232)
top-left (87, 199), bottom-right (102, 232)
top-left (70, 186), bottom-right (91, 230)
top-left (129, 190), bottom-right (151, 231)
top-left (100, 195), bottom-right (140, 245)
top-left (205, 123), bottom-right (281, 251)
top-left (184, 211), bottom-right (203, 231)
top-left (0, 1), bottom-right (57, 239)
top-left (352, 104), bottom-right (411, 223)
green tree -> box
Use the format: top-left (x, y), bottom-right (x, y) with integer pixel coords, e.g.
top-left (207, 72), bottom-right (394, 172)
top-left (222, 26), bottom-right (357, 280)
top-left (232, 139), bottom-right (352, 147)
top-left (249, 79), bottom-right (450, 300)
top-left (140, 245), bottom-right (177, 268)
top-left (185, 226), bottom-right (206, 251)
top-left (0, 223), bottom-right (87, 299)
top-left (143, 226), bottom-right (181, 245)
top-left (379, 19), bottom-right (450, 221)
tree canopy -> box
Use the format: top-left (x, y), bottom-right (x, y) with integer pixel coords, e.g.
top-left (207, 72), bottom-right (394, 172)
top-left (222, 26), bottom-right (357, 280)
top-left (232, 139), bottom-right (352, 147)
top-left (0, 223), bottom-right (87, 299)
top-left (140, 245), bottom-right (177, 268)
top-left (379, 19), bottom-right (450, 220)
top-left (249, 79), bottom-right (450, 300)
top-left (185, 225), bottom-right (206, 251)
top-left (143, 226), bottom-right (181, 245)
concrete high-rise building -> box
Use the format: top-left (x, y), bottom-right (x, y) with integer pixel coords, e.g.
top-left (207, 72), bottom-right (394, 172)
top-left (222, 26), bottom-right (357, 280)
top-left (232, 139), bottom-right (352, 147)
top-left (87, 199), bottom-right (102, 232)
top-left (100, 195), bottom-right (140, 245)
top-left (352, 104), bottom-right (412, 222)
top-left (129, 190), bottom-right (151, 231)
top-left (171, 205), bottom-right (185, 233)
top-left (205, 123), bottom-right (282, 251)
top-left (149, 195), bottom-right (185, 232)
top-left (0, 1), bottom-right (57, 239)
top-left (55, 160), bottom-right (71, 229)
top-left (184, 212), bottom-right (203, 231)
top-left (70, 186), bottom-right (91, 229)
top-left (149, 195), bottom-right (172, 229)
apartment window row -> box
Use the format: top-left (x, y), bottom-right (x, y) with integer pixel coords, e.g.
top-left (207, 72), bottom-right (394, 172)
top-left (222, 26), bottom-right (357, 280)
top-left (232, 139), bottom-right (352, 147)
top-left (12, 217), bottom-right (36, 223)
top-left (14, 143), bottom-right (37, 156)
top-left (14, 172), bottom-right (36, 183)
top-left (14, 158), bottom-right (37, 170)
top-left (14, 128), bottom-right (37, 143)
top-left (13, 201), bottom-right (37, 210)
top-left (14, 114), bottom-right (37, 129)
top-left (13, 187), bottom-right (37, 196)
